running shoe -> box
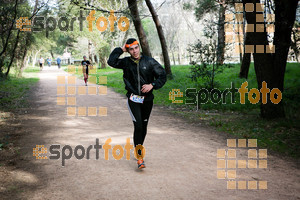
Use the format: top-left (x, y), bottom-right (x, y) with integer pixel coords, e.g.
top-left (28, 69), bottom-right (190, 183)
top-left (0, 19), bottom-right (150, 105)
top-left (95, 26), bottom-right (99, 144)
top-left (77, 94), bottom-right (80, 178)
top-left (137, 159), bottom-right (146, 169)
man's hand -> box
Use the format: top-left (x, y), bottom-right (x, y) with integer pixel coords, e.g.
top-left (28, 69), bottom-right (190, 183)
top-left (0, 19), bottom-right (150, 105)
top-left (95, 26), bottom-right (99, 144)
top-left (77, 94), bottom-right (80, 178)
top-left (141, 84), bottom-right (153, 93)
top-left (121, 44), bottom-right (127, 52)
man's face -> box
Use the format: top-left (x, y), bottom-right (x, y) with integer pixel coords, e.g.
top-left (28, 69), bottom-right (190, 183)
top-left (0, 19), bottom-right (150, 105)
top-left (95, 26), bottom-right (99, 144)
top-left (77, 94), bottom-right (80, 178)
top-left (128, 44), bottom-right (140, 59)
top-left (83, 56), bottom-right (87, 61)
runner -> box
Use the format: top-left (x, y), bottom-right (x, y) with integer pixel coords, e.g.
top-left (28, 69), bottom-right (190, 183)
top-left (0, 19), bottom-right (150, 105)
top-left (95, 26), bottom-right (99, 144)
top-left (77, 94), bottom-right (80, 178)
top-left (81, 56), bottom-right (92, 86)
top-left (38, 56), bottom-right (44, 71)
top-left (107, 38), bottom-right (166, 169)
top-left (47, 57), bottom-right (51, 67)
top-left (57, 57), bottom-right (61, 69)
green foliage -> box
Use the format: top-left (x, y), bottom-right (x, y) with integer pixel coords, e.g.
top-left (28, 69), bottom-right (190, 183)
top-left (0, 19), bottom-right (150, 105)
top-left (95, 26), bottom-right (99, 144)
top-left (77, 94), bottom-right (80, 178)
top-left (96, 40), bottom-right (111, 57)
top-left (188, 20), bottom-right (228, 89)
top-left (0, 0), bottom-right (32, 75)
top-left (183, 2), bottom-right (193, 10)
top-left (194, 0), bottom-right (217, 20)
top-left (0, 72), bottom-right (38, 111)
top-left (142, 18), bottom-right (160, 54)
top-left (56, 34), bottom-right (77, 54)
top-left (189, 63), bottom-right (223, 89)
top-left (23, 67), bottom-right (40, 73)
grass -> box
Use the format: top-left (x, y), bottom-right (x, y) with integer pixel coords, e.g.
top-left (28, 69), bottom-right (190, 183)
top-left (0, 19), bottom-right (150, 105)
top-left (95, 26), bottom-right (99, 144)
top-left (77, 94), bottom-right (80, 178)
top-left (0, 67), bottom-right (39, 149)
top-left (63, 63), bottom-right (300, 157)
top-left (0, 67), bottom-right (39, 111)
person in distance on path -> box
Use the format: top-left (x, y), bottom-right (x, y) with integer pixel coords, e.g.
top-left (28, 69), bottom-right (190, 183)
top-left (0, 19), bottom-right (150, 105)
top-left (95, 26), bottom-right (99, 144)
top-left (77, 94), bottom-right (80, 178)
top-left (81, 56), bottom-right (93, 86)
top-left (57, 57), bottom-right (61, 69)
top-left (47, 57), bottom-right (51, 67)
top-left (39, 56), bottom-right (44, 71)
top-left (107, 38), bottom-right (166, 169)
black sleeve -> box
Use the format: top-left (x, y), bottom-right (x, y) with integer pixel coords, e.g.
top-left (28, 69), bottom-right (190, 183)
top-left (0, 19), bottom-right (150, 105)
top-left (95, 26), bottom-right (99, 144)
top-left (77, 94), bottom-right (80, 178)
top-left (82, 61), bottom-right (90, 65)
top-left (151, 58), bottom-right (167, 89)
top-left (107, 47), bottom-right (126, 69)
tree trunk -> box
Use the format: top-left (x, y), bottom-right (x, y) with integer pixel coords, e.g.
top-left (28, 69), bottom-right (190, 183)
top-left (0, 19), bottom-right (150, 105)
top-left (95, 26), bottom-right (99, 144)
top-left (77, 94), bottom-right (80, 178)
top-left (242, 0), bottom-right (276, 118)
top-left (50, 50), bottom-right (54, 59)
top-left (217, 3), bottom-right (226, 65)
top-left (160, 53), bottom-right (164, 65)
top-left (32, 50), bottom-right (41, 68)
top-left (19, 32), bottom-right (32, 76)
top-left (88, 40), bottom-right (93, 61)
top-left (16, 59), bottom-right (20, 76)
top-left (239, 13), bottom-right (246, 64)
top-left (26, 54), bottom-right (30, 68)
top-left (239, 52), bottom-right (251, 79)
top-left (145, 0), bottom-right (172, 75)
top-left (172, 52), bottom-right (175, 66)
top-left (239, 32), bottom-right (251, 79)
top-left (127, 0), bottom-right (152, 57)
top-left (19, 0), bottom-right (39, 75)
top-left (259, 0), bottom-right (299, 119)
top-left (273, 0), bottom-right (298, 92)
top-left (178, 46), bottom-right (181, 65)
top-left (121, 24), bottom-right (130, 45)
top-left (5, 30), bottom-right (21, 77)
top-left (239, 52), bottom-right (243, 64)
top-left (0, 0), bottom-right (18, 58)
top-left (0, 0), bottom-right (18, 76)
top-left (94, 54), bottom-right (98, 65)
top-left (0, 57), bottom-right (4, 77)
top-left (30, 0), bottom-right (40, 69)
top-left (99, 56), bottom-right (106, 69)
top-left (242, 0), bottom-right (298, 118)
top-left (19, 46), bottom-right (28, 77)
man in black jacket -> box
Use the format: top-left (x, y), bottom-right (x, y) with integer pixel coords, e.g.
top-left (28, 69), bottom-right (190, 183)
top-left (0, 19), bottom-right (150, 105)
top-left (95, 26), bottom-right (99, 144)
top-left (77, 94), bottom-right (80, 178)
top-left (107, 38), bottom-right (166, 169)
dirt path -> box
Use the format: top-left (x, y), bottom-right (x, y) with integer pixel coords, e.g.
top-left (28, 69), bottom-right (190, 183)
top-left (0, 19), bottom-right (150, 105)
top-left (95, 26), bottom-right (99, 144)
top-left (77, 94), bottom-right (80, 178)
top-left (1, 67), bottom-right (299, 200)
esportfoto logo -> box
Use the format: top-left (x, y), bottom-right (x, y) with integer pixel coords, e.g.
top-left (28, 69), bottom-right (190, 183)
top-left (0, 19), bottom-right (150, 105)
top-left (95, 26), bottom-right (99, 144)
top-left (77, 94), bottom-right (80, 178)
top-left (169, 81), bottom-right (282, 108)
top-left (17, 10), bottom-right (130, 33)
top-left (33, 138), bottom-right (145, 166)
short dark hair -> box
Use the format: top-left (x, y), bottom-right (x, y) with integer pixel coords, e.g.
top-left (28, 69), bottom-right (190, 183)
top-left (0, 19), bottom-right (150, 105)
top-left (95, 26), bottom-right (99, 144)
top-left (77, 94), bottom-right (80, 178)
top-left (126, 38), bottom-right (137, 45)
top-left (125, 38), bottom-right (139, 50)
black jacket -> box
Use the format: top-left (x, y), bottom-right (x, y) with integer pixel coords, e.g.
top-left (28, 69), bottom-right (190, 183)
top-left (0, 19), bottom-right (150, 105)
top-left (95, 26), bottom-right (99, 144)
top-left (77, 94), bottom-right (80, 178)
top-left (107, 47), bottom-right (167, 101)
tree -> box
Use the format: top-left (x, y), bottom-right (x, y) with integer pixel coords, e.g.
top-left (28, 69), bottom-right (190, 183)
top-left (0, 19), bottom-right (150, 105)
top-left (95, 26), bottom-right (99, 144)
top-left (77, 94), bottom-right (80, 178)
top-left (0, 0), bottom-right (47, 77)
top-left (188, 19), bottom-right (230, 90)
top-left (242, 0), bottom-right (299, 118)
top-left (0, 0), bottom-right (18, 60)
top-left (3, 1), bottom-right (32, 77)
top-left (239, 0), bottom-right (269, 79)
top-left (19, 0), bottom-right (40, 76)
top-left (69, 0), bottom-right (133, 67)
top-left (145, 0), bottom-right (172, 76)
top-left (187, 0), bottom-right (232, 65)
top-left (0, 0), bottom-right (20, 77)
top-left (127, 0), bottom-right (152, 57)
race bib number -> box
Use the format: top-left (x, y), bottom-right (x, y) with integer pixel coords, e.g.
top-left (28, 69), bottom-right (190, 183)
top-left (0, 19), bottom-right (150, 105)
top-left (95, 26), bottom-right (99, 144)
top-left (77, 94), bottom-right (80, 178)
top-left (130, 93), bottom-right (145, 104)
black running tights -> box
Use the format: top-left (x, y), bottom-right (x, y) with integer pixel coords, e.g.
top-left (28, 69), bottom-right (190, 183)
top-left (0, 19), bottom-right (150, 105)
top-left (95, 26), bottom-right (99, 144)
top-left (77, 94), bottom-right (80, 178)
top-left (127, 99), bottom-right (153, 155)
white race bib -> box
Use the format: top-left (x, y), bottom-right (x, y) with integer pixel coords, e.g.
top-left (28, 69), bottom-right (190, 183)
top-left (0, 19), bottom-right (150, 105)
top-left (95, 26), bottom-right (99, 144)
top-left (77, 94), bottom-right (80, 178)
top-left (130, 93), bottom-right (145, 103)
